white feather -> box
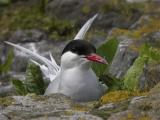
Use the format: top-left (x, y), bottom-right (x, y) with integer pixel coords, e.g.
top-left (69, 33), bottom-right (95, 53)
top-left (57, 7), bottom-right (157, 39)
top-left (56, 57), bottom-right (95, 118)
top-left (5, 41), bottom-right (59, 81)
top-left (74, 14), bottom-right (98, 40)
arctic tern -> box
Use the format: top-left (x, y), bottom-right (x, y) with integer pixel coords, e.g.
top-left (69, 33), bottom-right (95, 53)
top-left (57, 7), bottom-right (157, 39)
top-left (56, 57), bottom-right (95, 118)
top-left (5, 14), bottom-right (108, 102)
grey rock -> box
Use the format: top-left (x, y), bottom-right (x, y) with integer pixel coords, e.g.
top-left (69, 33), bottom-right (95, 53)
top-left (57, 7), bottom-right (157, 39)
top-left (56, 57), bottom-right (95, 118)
top-left (109, 37), bottom-right (138, 78)
top-left (0, 113), bottom-right (9, 120)
top-left (139, 64), bottom-right (160, 90)
top-left (107, 110), bottom-right (130, 120)
top-left (98, 103), bottom-right (115, 110)
top-left (9, 29), bottom-right (48, 43)
top-left (0, 85), bottom-right (15, 97)
top-left (142, 31), bottom-right (160, 48)
top-left (0, 94), bottom-right (103, 120)
top-left (46, 0), bottom-right (141, 30)
top-left (107, 83), bottom-right (160, 120)
top-left (126, 0), bottom-right (147, 3)
top-left (130, 15), bottom-right (151, 29)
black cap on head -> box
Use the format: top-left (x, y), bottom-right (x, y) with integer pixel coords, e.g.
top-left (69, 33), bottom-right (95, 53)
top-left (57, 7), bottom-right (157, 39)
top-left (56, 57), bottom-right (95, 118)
top-left (62, 40), bottom-right (96, 56)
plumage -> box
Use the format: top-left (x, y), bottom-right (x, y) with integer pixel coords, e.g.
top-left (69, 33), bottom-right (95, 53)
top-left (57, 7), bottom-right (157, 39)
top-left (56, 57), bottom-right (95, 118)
top-left (5, 14), bottom-right (108, 102)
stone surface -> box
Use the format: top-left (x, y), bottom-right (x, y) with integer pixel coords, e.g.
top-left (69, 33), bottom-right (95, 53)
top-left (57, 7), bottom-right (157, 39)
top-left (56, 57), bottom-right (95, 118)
top-left (46, 0), bottom-right (141, 30)
top-left (108, 36), bottom-right (138, 78)
top-left (139, 64), bottom-right (160, 90)
top-left (0, 94), bottom-right (103, 120)
top-left (107, 83), bottom-right (160, 120)
top-left (8, 29), bottom-right (48, 43)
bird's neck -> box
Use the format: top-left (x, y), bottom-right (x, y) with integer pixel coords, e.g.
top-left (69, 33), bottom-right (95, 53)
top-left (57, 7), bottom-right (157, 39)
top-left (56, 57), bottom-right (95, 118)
top-left (60, 62), bottom-right (91, 71)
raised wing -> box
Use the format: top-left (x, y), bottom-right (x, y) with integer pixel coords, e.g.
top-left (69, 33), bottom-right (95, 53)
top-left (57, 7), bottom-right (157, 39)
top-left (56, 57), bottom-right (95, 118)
top-left (5, 41), bottom-right (60, 81)
top-left (74, 14), bottom-right (98, 40)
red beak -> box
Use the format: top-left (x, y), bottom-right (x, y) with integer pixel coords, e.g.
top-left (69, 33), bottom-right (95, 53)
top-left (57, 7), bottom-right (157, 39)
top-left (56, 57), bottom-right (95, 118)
top-left (85, 53), bottom-right (108, 64)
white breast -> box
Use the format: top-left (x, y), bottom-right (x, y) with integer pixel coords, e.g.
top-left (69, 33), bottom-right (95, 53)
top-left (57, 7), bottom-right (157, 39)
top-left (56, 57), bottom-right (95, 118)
top-left (45, 67), bottom-right (105, 102)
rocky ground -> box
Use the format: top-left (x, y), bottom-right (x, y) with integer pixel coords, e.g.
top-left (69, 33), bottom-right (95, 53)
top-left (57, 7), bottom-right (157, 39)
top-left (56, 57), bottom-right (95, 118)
top-left (0, 0), bottom-right (160, 120)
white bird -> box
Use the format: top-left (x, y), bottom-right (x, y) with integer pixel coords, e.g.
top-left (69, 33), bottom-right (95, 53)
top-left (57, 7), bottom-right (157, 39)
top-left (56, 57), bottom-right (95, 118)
top-left (5, 14), bottom-right (108, 102)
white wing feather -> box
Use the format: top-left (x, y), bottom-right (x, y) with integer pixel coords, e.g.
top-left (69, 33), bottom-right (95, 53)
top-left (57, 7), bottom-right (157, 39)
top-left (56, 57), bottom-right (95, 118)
top-left (5, 41), bottom-right (59, 81)
top-left (74, 14), bottom-right (98, 40)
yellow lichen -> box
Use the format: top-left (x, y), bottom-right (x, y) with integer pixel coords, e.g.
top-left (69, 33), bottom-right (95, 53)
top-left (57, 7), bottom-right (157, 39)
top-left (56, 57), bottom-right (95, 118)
top-left (0, 97), bottom-right (15, 106)
top-left (71, 104), bottom-right (90, 112)
top-left (110, 18), bottom-right (160, 39)
top-left (100, 90), bottom-right (148, 105)
top-left (110, 28), bottom-right (130, 37)
top-left (138, 115), bottom-right (151, 120)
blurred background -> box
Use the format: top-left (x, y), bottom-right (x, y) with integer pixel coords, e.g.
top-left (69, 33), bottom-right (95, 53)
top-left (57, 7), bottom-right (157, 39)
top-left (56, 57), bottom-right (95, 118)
top-left (0, 0), bottom-right (160, 119)
top-left (0, 0), bottom-right (160, 97)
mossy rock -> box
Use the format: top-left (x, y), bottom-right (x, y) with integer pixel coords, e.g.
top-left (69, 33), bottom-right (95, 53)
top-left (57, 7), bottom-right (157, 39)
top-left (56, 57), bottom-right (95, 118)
top-left (100, 90), bottom-right (148, 105)
top-left (0, 97), bottom-right (15, 106)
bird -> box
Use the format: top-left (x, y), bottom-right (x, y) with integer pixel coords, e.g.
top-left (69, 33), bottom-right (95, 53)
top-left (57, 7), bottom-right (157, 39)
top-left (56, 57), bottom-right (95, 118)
top-left (5, 14), bottom-right (108, 102)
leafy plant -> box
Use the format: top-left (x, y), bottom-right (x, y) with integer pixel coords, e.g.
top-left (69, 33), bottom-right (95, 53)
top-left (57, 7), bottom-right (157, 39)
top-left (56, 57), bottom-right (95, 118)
top-left (123, 43), bottom-right (160, 91)
top-left (12, 79), bottom-right (27, 95)
top-left (12, 63), bottom-right (45, 95)
top-left (0, 49), bottom-right (13, 74)
top-left (92, 38), bottom-right (119, 76)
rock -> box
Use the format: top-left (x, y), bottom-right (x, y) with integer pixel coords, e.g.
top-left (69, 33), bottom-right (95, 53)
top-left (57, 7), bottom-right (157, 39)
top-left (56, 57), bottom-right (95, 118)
top-left (9, 29), bottom-right (48, 43)
top-left (0, 85), bottom-right (15, 97)
top-left (109, 36), bottom-right (138, 78)
top-left (139, 64), bottom-right (160, 90)
top-left (46, 0), bottom-right (141, 30)
top-left (107, 83), bottom-right (160, 120)
top-left (130, 15), bottom-right (152, 29)
top-left (0, 94), bottom-right (103, 120)
top-left (126, 0), bottom-right (147, 3)
top-left (0, 114), bottom-right (8, 120)
top-left (142, 31), bottom-right (160, 48)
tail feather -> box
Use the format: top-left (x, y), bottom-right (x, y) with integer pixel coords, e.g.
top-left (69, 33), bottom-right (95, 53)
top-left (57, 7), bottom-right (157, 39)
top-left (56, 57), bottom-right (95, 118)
top-left (5, 41), bottom-right (60, 81)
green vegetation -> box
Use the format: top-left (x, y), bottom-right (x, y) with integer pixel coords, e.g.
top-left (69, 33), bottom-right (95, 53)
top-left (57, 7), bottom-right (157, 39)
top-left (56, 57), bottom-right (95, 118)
top-left (124, 44), bottom-right (160, 91)
top-left (101, 0), bottom-right (160, 16)
top-left (12, 63), bottom-right (45, 95)
top-left (92, 38), bottom-right (119, 76)
top-left (110, 17), bottom-right (160, 39)
top-left (124, 55), bottom-right (148, 91)
top-left (0, 1), bottom-right (74, 40)
top-left (0, 49), bottom-right (13, 74)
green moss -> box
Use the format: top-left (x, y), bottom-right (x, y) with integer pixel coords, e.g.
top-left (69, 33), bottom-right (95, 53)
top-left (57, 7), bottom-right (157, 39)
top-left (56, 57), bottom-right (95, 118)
top-left (0, 49), bottom-right (13, 74)
top-left (124, 44), bottom-right (160, 91)
top-left (0, 97), bottom-right (15, 106)
top-left (110, 18), bottom-right (160, 39)
top-left (82, 5), bottom-right (91, 14)
top-left (124, 55), bottom-right (148, 91)
top-left (101, 0), bottom-right (144, 16)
